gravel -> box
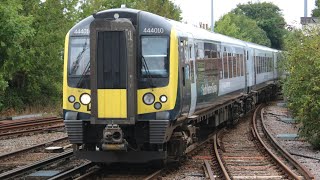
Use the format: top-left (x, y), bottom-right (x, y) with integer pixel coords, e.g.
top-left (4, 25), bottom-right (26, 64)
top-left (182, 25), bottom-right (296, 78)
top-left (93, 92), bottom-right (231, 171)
top-left (263, 102), bottom-right (320, 179)
top-left (0, 132), bottom-right (67, 155)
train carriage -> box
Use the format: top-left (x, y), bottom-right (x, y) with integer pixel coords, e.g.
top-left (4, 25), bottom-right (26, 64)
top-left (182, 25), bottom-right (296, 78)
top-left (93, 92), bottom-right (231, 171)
top-left (63, 7), bottom-right (280, 163)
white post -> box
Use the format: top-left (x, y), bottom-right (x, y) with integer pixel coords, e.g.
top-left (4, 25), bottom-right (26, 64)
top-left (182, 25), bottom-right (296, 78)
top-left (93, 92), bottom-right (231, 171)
top-left (304, 0), bottom-right (307, 17)
top-left (211, 0), bottom-right (214, 32)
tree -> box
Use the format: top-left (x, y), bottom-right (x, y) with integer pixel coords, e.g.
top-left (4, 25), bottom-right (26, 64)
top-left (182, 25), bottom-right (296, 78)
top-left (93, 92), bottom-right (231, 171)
top-left (312, 0), bottom-right (320, 17)
top-left (78, 0), bottom-right (182, 21)
top-left (215, 13), bottom-right (271, 47)
top-left (0, 0), bottom-right (34, 110)
top-left (134, 0), bottom-right (182, 20)
top-left (0, 0), bottom-right (78, 111)
top-left (281, 27), bottom-right (320, 148)
top-left (232, 2), bottom-right (286, 49)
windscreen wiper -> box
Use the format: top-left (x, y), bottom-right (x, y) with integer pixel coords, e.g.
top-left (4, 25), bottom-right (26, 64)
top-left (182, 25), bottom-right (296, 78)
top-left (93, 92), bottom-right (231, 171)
top-left (70, 40), bottom-right (88, 75)
top-left (141, 55), bottom-right (155, 88)
top-left (76, 61), bottom-right (90, 88)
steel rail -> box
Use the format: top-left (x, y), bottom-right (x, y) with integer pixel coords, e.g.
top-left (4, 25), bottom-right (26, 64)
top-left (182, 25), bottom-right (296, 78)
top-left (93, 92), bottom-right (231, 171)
top-left (0, 136), bottom-right (68, 160)
top-left (143, 169), bottom-right (163, 180)
top-left (260, 108), bottom-right (315, 179)
top-left (0, 119), bottom-right (63, 131)
top-left (213, 133), bottom-right (231, 180)
top-left (74, 168), bottom-right (101, 180)
top-left (0, 149), bottom-right (73, 179)
top-left (0, 124), bottom-right (65, 138)
top-left (252, 104), bottom-right (301, 180)
top-left (0, 117), bottom-right (60, 128)
top-left (203, 160), bottom-right (215, 180)
top-left (48, 161), bottom-right (96, 180)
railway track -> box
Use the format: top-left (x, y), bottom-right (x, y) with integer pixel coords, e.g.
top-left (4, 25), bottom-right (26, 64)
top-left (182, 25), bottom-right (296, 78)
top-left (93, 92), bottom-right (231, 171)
top-left (1, 105), bottom-right (313, 179)
top-left (0, 117), bottom-right (64, 138)
top-left (211, 104), bottom-right (314, 179)
top-left (75, 166), bottom-right (163, 180)
top-left (0, 149), bottom-right (91, 179)
top-left (260, 107), bottom-right (315, 179)
top-left (0, 136), bottom-right (69, 173)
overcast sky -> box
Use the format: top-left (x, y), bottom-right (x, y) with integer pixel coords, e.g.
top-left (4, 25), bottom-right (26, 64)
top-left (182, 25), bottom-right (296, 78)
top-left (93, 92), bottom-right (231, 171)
top-left (172, 0), bottom-right (316, 27)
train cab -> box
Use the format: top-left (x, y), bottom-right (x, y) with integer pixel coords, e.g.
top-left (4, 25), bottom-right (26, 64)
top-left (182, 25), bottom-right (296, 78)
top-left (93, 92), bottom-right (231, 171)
top-left (63, 8), bottom-right (180, 163)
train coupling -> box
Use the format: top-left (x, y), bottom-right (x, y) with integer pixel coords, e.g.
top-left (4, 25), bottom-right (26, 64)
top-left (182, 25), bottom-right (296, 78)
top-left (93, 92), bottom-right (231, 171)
top-left (101, 124), bottom-right (127, 151)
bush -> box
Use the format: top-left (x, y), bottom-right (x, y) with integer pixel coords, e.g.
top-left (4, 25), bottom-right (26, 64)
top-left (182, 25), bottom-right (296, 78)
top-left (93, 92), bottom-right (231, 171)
top-left (282, 27), bottom-right (320, 148)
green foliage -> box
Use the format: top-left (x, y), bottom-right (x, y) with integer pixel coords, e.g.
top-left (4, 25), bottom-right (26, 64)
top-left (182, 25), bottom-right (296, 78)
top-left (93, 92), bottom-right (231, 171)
top-left (78, 0), bottom-right (182, 21)
top-left (0, 0), bottom-right (78, 111)
top-left (215, 13), bottom-right (271, 47)
top-left (312, 0), bottom-right (320, 17)
top-left (282, 27), bottom-right (320, 148)
top-left (232, 2), bottom-right (286, 49)
top-left (134, 0), bottom-right (182, 20)
top-left (0, 0), bottom-right (34, 110)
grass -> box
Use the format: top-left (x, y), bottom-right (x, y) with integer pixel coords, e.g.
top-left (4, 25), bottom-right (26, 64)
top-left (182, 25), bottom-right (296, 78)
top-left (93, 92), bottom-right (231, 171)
top-left (0, 103), bottom-right (62, 118)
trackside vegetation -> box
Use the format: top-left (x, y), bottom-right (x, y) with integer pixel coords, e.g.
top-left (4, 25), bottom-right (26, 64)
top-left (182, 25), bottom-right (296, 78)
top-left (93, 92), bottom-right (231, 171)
top-left (281, 27), bottom-right (320, 148)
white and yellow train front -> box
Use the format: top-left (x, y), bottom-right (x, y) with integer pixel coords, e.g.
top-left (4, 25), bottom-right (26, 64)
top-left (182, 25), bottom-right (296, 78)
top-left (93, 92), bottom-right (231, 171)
top-left (63, 8), bottom-right (181, 163)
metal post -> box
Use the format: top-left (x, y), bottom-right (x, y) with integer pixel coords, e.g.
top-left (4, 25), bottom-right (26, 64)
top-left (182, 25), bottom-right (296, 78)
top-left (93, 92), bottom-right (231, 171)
top-left (304, 0), bottom-right (307, 17)
top-left (211, 0), bottom-right (214, 32)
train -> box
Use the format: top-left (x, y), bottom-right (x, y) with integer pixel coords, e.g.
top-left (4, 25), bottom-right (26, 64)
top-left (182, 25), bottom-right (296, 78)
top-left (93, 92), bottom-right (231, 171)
top-left (63, 7), bottom-right (281, 163)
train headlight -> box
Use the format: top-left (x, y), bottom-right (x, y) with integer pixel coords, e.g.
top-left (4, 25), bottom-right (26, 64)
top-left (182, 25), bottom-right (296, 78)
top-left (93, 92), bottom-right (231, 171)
top-left (74, 102), bottom-right (81, 110)
top-left (80, 93), bottom-right (91, 105)
top-left (143, 93), bottom-right (155, 105)
top-left (154, 102), bottom-right (162, 110)
top-left (68, 95), bottom-right (75, 103)
top-left (160, 95), bottom-right (167, 103)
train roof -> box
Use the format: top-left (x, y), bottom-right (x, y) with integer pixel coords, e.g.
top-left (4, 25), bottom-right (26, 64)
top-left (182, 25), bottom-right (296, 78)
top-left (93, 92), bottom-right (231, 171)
top-left (245, 41), bottom-right (278, 52)
top-left (167, 19), bottom-right (278, 52)
top-left (94, 8), bottom-right (141, 17)
top-left (168, 20), bottom-right (246, 47)
top-left (69, 7), bottom-right (279, 53)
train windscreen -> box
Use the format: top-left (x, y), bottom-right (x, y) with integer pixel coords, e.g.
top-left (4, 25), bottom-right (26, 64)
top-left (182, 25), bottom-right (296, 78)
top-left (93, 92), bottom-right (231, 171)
top-left (141, 36), bottom-right (169, 78)
top-left (69, 37), bottom-right (90, 76)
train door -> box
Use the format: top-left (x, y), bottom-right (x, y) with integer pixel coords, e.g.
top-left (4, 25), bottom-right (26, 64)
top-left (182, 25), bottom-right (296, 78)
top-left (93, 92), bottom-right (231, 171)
top-left (179, 38), bottom-right (191, 115)
top-left (89, 18), bottom-right (136, 124)
top-left (273, 52), bottom-right (277, 79)
top-left (187, 34), bottom-right (197, 117)
top-left (253, 50), bottom-right (257, 86)
top-left (246, 48), bottom-right (255, 89)
top-left (244, 50), bottom-right (248, 92)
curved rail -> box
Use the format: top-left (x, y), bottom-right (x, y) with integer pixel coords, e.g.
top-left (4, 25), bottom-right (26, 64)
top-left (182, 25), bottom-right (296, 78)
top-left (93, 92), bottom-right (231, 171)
top-left (213, 133), bottom-right (231, 180)
top-left (260, 108), bottom-right (314, 179)
top-left (252, 104), bottom-right (301, 179)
